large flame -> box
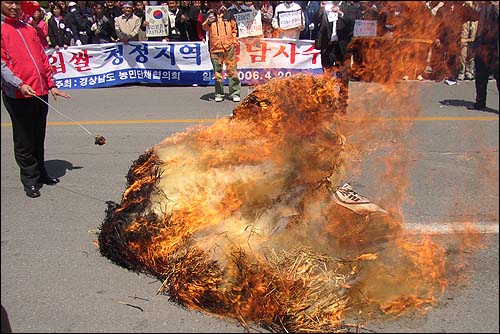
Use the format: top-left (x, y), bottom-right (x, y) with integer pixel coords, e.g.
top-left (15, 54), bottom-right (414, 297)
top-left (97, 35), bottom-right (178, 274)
top-left (98, 3), bottom-right (492, 332)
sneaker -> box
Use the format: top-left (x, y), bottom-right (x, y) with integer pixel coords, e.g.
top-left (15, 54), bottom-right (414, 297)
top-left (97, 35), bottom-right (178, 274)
top-left (214, 96), bottom-right (224, 102)
top-left (232, 95), bottom-right (241, 102)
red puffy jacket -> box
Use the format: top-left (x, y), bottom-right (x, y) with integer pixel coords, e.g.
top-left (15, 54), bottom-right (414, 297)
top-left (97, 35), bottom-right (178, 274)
top-left (1, 15), bottom-right (56, 99)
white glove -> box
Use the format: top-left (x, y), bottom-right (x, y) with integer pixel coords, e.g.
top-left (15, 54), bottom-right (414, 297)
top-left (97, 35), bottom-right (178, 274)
top-left (309, 23), bottom-right (315, 30)
top-left (75, 40), bottom-right (82, 46)
top-left (91, 23), bottom-right (98, 32)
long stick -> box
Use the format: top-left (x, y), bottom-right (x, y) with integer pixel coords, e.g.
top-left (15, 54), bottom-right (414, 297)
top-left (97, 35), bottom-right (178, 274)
top-left (33, 95), bottom-right (94, 136)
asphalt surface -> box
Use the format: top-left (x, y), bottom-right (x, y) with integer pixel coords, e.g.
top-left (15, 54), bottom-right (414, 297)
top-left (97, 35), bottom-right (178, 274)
top-left (1, 79), bottom-right (498, 333)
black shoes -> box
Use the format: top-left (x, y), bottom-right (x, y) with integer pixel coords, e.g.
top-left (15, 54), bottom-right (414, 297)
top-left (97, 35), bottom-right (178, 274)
top-left (24, 185), bottom-right (40, 198)
top-left (22, 176), bottom-right (59, 197)
top-left (39, 176), bottom-right (60, 185)
top-left (467, 102), bottom-right (486, 110)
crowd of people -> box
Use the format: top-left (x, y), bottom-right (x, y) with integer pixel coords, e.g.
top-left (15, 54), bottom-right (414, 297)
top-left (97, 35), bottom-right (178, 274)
top-left (16, 1), bottom-right (499, 104)
top-left (18, 1), bottom-right (496, 82)
top-left (1, 1), bottom-right (499, 198)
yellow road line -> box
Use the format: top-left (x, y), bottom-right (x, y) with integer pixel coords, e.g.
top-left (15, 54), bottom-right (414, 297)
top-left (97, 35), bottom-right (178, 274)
top-left (1, 116), bottom-right (498, 127)
top-left (1, 119), bottom-right (218, 126)
top-left (359, 116), bottom-right (499, 121)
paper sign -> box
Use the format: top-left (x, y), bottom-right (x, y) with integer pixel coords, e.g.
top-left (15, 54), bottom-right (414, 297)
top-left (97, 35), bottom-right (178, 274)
top-left (353, 19), bottom-right (377, 37)
top-left (327, 11), bottom-right (338, 22)
top-left (234, 10), bottom-right (263, 38)
top-left (145, 6), bottom-right (169, 38)
top-left (277, 9), bottom-right (302, 30)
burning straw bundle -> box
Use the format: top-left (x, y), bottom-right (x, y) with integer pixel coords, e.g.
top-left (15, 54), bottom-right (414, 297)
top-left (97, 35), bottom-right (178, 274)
top-left (99, 74), bottom-right (446, 332)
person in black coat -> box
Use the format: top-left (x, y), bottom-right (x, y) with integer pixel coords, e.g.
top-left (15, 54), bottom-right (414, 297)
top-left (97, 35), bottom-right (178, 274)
top-left (89, 2), bottom-right (118, 43)
top-left (300, 1), bottom-right (323, 40)
top-left (65, 1), bottom-right (92, 45)
top-left (315, 1), bottom-right (359, 114)
top-left (47, 4), bottom-right (72, 49)
top-left (468, 1), bottom-right (499, 110)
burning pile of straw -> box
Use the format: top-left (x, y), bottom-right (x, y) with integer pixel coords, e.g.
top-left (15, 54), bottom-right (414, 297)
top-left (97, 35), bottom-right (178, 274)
top-left (99, 74), bottom-right (447, 332)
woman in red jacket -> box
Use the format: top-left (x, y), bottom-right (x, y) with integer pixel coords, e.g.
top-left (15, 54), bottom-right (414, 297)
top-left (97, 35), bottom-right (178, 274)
top-left (1, 1), bottom-right (71, 198)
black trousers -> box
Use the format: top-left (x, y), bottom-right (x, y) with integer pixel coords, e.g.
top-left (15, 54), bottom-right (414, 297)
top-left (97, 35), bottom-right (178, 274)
top-left (2, 93), bottom-right (50, 188)
top-left (474, 45), bottom-right (499, 106)
top-left (320, 42), bottom-right (350, 113)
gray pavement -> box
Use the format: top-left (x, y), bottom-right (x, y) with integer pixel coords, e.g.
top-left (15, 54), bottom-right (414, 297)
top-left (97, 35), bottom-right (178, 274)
top-left (1, 80), bottom-right (498, 333)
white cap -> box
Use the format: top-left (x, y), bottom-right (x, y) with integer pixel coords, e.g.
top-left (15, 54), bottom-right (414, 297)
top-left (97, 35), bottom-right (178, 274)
top-left (68, 2), bottom-right (77, 6)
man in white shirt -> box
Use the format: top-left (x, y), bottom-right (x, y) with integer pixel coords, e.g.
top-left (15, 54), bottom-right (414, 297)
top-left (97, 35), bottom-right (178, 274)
top-left (114, 1), bottom-right (141, 43)
top-left (271, 1), bottom-right (305, 39)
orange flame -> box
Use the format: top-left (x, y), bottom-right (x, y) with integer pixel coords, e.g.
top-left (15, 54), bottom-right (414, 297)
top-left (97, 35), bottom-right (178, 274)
top-left (98, 3), bottom-right (495, 331)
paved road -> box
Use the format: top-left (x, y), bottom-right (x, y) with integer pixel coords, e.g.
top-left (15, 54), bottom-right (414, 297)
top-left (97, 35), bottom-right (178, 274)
top-left (1, 79), bottom-right (498, 333)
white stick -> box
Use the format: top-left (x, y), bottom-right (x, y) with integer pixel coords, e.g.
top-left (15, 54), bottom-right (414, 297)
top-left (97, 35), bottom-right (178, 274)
top-left (33, 95), bottom-right (94, 136)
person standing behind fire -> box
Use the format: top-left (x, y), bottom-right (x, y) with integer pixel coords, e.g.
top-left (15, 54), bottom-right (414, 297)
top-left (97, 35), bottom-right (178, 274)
top-left (272, 1), bottom-right (305, 39)
top-left (227, 1), bottom-right (250, 15)
top-left (57, 0), bottom-right (68, 15)
top-left (468, 0), bottom-right (499, 110)
top-left (315, 1), bottom-right (357, 114)
top-left (89, 2), bottom-right (118, 43)
top-left (195, 0), bottom-right (209, 42)
top-left (65, 1), bottom-right (91, 46)
top-left (202, 0), bottom-right (241, 102)
top-left (166, 1), bottom-right (183, 41)
top-left (29, 7), bottom-right (50, 50)
top-left (115, 1), bottom-right (141, 44)
top-left (175, 1), bottom-right (196, 41)
top-left (300, 1), bottom-right (322, 41)
top-left (428, 2), bottom-right (464, 83)
top-left (258, 0), bottom-right (274, 38)
top-left (186, 0), bottom-right (204, 41)
top-left (134, 0), bottom-right (148, 42)
top-left (104, 0), bottom-right (123, 22)
top-left (458, 1), bottom-right (478, 81)
top-left (47, 4), bottom-right (72, 49)
top-left (1, 0), bottom-right (71, 198)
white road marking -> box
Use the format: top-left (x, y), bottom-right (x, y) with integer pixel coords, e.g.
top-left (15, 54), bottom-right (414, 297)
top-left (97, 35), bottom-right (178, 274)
top-left (405, 222), bottom-right (499, 234)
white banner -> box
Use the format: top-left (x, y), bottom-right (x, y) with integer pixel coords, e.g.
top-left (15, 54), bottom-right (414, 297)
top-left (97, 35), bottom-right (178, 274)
top-left (46, 39), bottom-right (322, 89)
top-left (234, 10), bottom-right (263, 38)
top-left (145, 6), bottom-right (169, 38)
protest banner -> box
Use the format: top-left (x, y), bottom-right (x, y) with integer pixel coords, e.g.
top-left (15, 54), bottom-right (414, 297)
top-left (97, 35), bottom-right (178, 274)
top-left (46, 39), bottom-right (322, 89)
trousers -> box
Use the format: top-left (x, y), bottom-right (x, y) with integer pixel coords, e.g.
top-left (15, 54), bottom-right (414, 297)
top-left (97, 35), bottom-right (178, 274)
top-left (3, 93), bottom-right (50, 187)
top-left (210, 45), bottom-right (241, 99)
top-left (473, 45), bottom-right (499, 105)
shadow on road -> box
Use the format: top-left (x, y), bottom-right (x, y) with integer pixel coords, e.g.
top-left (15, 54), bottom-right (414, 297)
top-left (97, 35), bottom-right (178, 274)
top-left (44, 159), bottom-right (83, 178)
top-left (440, 99), bottom-right (499, 114)
top-left (200, 92), bottom-right (213, 101)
